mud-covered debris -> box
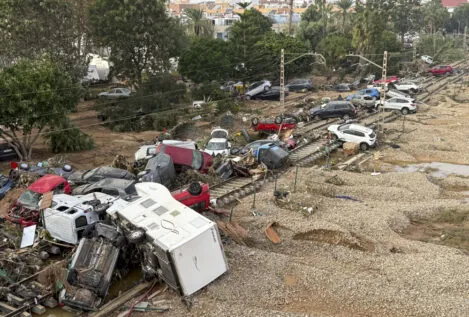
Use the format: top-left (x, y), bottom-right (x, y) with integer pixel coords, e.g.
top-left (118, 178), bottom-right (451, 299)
top-left (325, 175), bottom-right (345, 186)
top-left (265, 222), bottom-right (281, 244)
top-left (216, 221), bottom-right (249, 245)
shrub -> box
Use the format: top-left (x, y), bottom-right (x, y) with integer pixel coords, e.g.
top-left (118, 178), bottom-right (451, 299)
top-left (46, 121), bottom-right (94, 153)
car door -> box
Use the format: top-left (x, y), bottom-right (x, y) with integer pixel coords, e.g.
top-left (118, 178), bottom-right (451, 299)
top-left (321, 104), bottom-right (335, 118)
top-left (363, 95), bottom-right (374, 107)
top-left (341, 130), bottom-right (356, 143)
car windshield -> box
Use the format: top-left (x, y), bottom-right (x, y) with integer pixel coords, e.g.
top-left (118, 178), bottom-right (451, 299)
top-left (338, 124), bottom-right (351, 131)
top-left (82, 168), bottom-right (98, 181)
top-left (206, 142), bottom-right (227, 150)
top-left (17, 190), bottom-right (41, 209)
top-left (0, 176), bottom-right (9, 187)
top-left (191, 151), bottom-right (203, 170)
top-left (249, 82), bottom-right (263, 89)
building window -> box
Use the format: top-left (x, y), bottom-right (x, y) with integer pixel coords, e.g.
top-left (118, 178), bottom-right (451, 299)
top-left (217, 32), bottom-right (223, 39)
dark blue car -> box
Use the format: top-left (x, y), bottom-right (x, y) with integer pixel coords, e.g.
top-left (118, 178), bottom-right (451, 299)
top-left (0, 175), bottom-right (14, 199)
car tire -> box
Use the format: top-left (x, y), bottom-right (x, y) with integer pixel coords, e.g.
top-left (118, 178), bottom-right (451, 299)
top-left (410, 88), bottom-right (417, 94)
top-left (188, 182), bottom-right (203, 196)
top-left (342, 114), bottom-right (350, 121)
top-left (360, 143), bottom-right (369, 151)
top-left (401, 107), bottom-right (409, 115)
top-left (252, 117), bottom-right (259, 126)
top-left (274, 116), bottom-right (283, 124)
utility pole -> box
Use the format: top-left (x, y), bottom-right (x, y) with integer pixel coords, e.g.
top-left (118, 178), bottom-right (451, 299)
top-left (413, 45), bottom-right (416, 62)
top-left (280, 49), bottom-right (285, 113)
top-left (377, 51), bottom-right (388, 135)
top-left (464, 26), bottom-right (467, 51)
top-left (288, 0), bottom-right (294, 35)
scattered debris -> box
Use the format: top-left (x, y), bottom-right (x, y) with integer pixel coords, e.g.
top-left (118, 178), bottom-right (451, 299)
top-left (265, 222), bottom-right (281, 244)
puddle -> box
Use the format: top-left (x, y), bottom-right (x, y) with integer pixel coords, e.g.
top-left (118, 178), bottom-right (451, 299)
top-left (395, 162), bottom-right (469, 178)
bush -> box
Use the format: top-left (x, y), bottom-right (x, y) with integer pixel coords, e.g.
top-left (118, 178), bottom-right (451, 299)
top-left (192, 82), bottom-right (229, 101)
top-left (46, 121), bottom-right (94, 153)
top-left (215, 98), bottom-right (242, 115)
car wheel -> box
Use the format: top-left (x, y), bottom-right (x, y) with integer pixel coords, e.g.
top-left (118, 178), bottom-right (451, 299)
top-left (251, 117), bottom-right (259, 126)
top-left (401, 107), bottom-right (409, 115)
top-left (360, 143), bottom-right (369, 151)
top-left (274, 116), bottom-right (283, 124)
top-left (410, 88), bottom-right (417, 94)
top-left (342, 114), bottom-right (350, 121)
top-left (188, 182), bottom-right (203, 196)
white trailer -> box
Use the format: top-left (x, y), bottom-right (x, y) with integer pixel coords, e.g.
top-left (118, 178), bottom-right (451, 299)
top-left (112, 182), bottom-right (228, 296)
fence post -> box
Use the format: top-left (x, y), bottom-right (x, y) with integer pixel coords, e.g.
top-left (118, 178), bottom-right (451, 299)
top-left (294, 166), bottom-right (299, 192)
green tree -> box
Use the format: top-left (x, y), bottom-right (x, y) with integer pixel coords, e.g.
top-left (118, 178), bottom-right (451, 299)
top-left (296, 4), bottom-right (323, 49)
top-left (422, 0), bottom-right (449, 34)
top-left (0, 59), bottom-right (81, 160)
top-left (0, 0), bottom-right (92, 79)
top-left (336, 0), bottom-right (353, 33)
top-left (179, 38), bottom-right (233, 83)
top-left (391, 0), bottom-right (423, 42)
top-left (316, 35), bottom-right (352, 67)
top-left (89, 0), bottom-right (187, 86)
top-left (237, 2), bottom-right (251, 9)
top-left (228, 9), bottom-right (273, 80)
top-left (446, 4), bottom-right (469, 34)
top-left (184, 8), bottom-right (214, 38)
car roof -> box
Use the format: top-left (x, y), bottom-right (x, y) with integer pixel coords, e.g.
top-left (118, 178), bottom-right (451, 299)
top-left (28, 174), bottom-right (66, 193)
top-left (94, 166), bottom-right (135, 179)
top-left (91, 178), bottom-right (135, 189)
top-left (339, 124), bottom-right (373, 133)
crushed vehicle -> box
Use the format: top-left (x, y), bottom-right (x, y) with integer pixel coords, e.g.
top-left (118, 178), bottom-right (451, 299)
top-left (7, 174), bottom-right (71, 225)
top-left (16, 162), bottom-right (74, 178)
top-left (155, 144), bottom-right (213, 174)
top-left (0, 142), bottom-right (18, 161)
top-left (421, 55), bottom-right (433, 64)
top-left (286, 79), bottom-right (313, 92)
top-left (372, 76), bottom-right (398, 85)
top-left (429, 65), bottom-right (453, 76)
top-left (231, 139), bottom-right (289, 155)
top-left (134, 140), bottom-right (198, 161)
top-left (60, 222), bottom-right (126, 311)
top-left (328, 83), bottom-right (351, 92)
top-left (250, 86), bottom-right (289, 100)
top-left (391, 81), bottom-right (421, 94)
top-left (328, 123), bottom-right (377, 151)
top-left (245, 80), bottom-right (271, 99)
top-left (60, 183), bottom-right (227, 310)
top-left (138, 153), bottom-right (176, 188)
top-left (346, 88), bottom-right (380, 101)
top-left (171, 182), bottom-right (210, 212)
top-left (72, 178), bottom-right (137, 197)
top-left (349, 95), bottom-right (379, 112)
top-left (257, 143), bottom-right (289, 170)
top-left (0, 174), bottom-right (14, 199)
top-left (379, 97), bottom-right (417, 115)
top-left (204, 128), bottom-right (231, 156)
top-left (386, 89), bottom-right (415, 101)
top-left (251, 116), bottom-right (297, 133)
top-left (43, 192), bottom-right (117, 245)
top-left (68, 166), bottom-right (136, 186)
top-left (98, 87), bottom-right (131, 99)
top-left (309, 101), bottom-right (358, 121)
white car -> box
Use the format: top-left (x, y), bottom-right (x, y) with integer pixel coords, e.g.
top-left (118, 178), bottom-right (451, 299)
top-left (328, 123), bottom-right (377, 151)
top-left (134, 140), bottom-right (198, 161)
top-left (98, 87), bottom-right (131, 99)
top-left (245, 80), bottom-right (271, 99)
top-left (421, 55), bottom-right (433, 65)
top-left (392, 81), bottom-right (421, 94)
top-left (386, 89), bottom-right (414, 101)
top-left (379, 97), bottom-right (417, 115)
top-left (204, 128), bottom-right (231, 156)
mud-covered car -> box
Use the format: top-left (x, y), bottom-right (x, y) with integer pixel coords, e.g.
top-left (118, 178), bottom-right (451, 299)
top-left (72, 178), bottom-right (137, 197)
top-left (68, 166), bottom-right (136, 186)
top-left (138, 153), bottom-right (176, 188)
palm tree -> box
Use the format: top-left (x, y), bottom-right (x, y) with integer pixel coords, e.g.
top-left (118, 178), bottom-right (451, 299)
top-left (337, 0), bottom-right (353, 33)
top-left (184, 8), bottom-right (213, 38)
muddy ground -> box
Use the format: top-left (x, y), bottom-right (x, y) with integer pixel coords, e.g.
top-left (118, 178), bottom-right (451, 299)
top-left (128, 82), bottom-right (469, 316)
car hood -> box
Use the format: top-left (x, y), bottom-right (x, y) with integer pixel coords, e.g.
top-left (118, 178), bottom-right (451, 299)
top-left (71, 183), bottom-right (93, 195)
top-left (309, 107), bottom-right (322, 114)
top-left (211, 128), bottom-right (229, 139)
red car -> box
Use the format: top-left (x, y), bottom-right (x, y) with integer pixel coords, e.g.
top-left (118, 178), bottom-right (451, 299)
top-left (7, 174), bottom-right (71, 226)
top-left (429, 65), bottom-right (453, 76)
top-left (156, 144), bottom-right (213, 173)
top-left (251, 116), bottom-right (297, 132)
top-left (372, 76), bottom-right (398, 85)
top-left (172, 182), bottom-right (210, 212)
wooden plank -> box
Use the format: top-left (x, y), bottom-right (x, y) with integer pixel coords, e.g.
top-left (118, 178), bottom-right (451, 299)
top-left (89, 281), bottom-right (153, 317)
top-left (39, 191), bottom-right (53, 210)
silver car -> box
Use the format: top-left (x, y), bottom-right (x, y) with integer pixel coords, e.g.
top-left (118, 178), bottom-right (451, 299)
top-left (98, 88), bottom-right (131, 99)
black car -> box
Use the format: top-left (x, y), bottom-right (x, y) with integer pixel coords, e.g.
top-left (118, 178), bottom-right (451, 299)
top-left (68, 166), bottom-right (136, 186)
top-left (0, 143), bottom-right (18, 161)
top-left (309, 101), bottom-right (357, 120)
top-left (251, 87), bottom-right (287, 101)
top-left (138, 153), bottom-right (176, 188)
top-left (72, 178), bottom-right (137, 197)
top-left (286, 79), bottom-right (313, 92)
